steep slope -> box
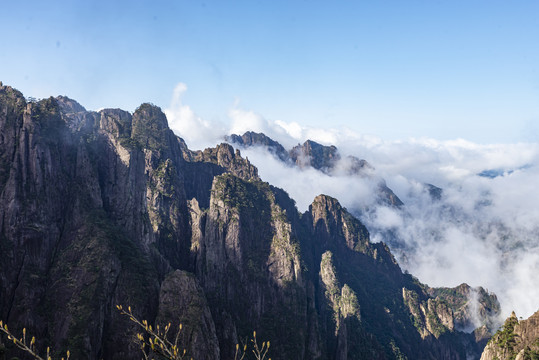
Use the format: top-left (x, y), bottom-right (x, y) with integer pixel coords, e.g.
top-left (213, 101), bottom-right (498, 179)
top-left (0, 84), bottom-right (499, 359)
top-left (427, 284), bottom-right (501, 339)
top-left (0, 85), bottom-right (203, 358)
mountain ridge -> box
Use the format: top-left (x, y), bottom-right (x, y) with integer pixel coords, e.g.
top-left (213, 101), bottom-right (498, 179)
top-left (225, 131), bottom-right (403, 207)
top-left (0, 84), bottom-right (501, 359)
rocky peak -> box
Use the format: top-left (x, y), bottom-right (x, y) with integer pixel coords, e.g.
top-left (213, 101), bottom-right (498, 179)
top-left (190, 143), bottom-right (259, 181)
top-left (426, 183), bottom-right (443, 201)
top-left (24, 97), bottom-right (66, 142)
top-left (0, 84), bottom-right (26, 129)
top-left (225, 131), bottom-right (289, 162)
top-left (402, 288), bottom-right (454, 339)
top-left (55, 95), bottom-right (86, 114)
top-left (310, 194), bottom-right (345, 234)
top-left (133, 103), bottom-right (169, 128)
top-left (427, 283), bottom-right (501, 335)
top-left (131, 103), bottom-right (170, 151)
top-left (96, 108), bottom-right (133, 140)
top-left (179, 143), bottom-right (261, 210)
top-left (336, 155), bottom-right (373, 176)
top-left (0, 84), bottom-right (26, 109)
top-left (0, 85), bottom-right (27, 193)
top-left (377, 180), bottom-right (404, 207)
top-left (515, 311), bottom-right (539, 347)
top-left (309, 194), bottom-right (371, 253)
top-left (290, 140), bottom-right (339, 171)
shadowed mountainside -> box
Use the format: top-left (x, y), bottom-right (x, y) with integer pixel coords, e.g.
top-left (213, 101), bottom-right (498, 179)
top-left (0, 84), bottom-right (500, 359)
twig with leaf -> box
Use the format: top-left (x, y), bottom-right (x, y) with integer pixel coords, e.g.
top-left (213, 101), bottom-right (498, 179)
top-left (116, 305), bottom-right (190, 360)
top-left (234, 331), bottom-right (271, 360)
top-left (0, 320), bottom-right (70, 360)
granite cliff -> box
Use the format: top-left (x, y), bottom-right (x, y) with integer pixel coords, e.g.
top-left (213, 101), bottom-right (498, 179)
top-left (480, 310), bottom-right (539, 360)
top-left (0, 84), bottom-right (499, 359)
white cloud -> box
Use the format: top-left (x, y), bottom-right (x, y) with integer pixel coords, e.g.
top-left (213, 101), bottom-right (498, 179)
top-left (373, 206), bottom-right (404, 229)
top-left (164, 82), bottom-right (226, 150)
top-left (274, 120), bottom-right (302, 140)
top-left (229, 107), bottom-right (267, 135)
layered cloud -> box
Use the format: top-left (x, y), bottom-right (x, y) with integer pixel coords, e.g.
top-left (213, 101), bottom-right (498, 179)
top-left (166, 82), bottom-right (539, 321)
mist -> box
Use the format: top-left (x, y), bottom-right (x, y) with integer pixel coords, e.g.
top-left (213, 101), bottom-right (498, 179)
top-left (165, 84), bottom-right (539, 322)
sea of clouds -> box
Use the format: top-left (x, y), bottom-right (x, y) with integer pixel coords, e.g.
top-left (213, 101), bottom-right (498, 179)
top-left (165, 82), bottom-right (539, 324)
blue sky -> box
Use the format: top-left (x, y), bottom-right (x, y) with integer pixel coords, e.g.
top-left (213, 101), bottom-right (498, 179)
top-left (2, 0), bottom-right (539, 143)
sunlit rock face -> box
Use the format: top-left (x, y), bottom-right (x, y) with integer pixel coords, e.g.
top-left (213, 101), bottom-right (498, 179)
top-left (480, 310), bottom-right (539, 360)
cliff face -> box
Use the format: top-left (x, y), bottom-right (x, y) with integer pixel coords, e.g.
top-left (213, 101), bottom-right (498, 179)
top-left (0, 85), bottom-right (498, 359)
top-left (427, 284), bottom-right (501, 339)
top-left (480, 311), bottom-right (539, 360)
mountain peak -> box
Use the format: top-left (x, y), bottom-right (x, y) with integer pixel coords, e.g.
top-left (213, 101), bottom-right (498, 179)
top-left (56, 95), bottom-right (86, 113)
top-left (131, 103), bottom-right (170, 151)
top-left (225, 131), bottom-right (289, 162)
top-left (290, 140), bottom-right (339, 171)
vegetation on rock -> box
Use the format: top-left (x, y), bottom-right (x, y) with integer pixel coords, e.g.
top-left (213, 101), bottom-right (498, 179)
top-left (480, 310), bottom-right (539, 360)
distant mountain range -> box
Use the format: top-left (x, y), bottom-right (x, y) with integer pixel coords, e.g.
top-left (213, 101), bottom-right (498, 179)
top-left (226, 131), bottom-right (403, 207)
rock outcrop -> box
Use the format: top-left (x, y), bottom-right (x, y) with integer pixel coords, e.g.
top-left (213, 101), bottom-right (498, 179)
top-left (225, 131), bottom-right (289, 162)
top-left (427, 284), bottom-right (501, 336)
top-left (480, 310), bottom-right (539, 360)
top-left (156, 270), bottom-right (220, 360)
top-left (0, 84), bottom-right (500, 359)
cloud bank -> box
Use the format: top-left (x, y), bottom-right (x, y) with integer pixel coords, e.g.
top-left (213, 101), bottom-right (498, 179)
top-left (166, 82), bottom-right (539, 322)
